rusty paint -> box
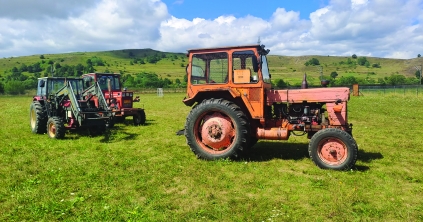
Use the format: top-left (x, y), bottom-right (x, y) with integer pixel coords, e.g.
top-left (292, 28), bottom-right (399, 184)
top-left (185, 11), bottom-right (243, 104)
top-left (200, 113), bottom-right (235, 151)
top-left (317, 137), bottom-right (348, 165)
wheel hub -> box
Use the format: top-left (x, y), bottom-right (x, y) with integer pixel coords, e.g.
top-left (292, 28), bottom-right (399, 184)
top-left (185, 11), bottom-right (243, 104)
top-left (319, 139), bottom-right (347, 164)
top-left (201, 113), bottom-right (234, 150)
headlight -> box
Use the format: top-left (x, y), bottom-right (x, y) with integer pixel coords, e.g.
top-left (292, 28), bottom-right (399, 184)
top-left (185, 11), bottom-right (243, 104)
top-left (130, 93), bottom-right (133, 97)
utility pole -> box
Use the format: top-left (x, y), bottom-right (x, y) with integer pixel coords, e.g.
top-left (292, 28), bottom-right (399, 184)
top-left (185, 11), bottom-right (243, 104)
top-left (318, 66), bottom-right (323, 80)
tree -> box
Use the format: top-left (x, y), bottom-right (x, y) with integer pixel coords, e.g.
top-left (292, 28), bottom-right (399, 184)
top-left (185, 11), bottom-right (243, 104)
top-left (418, 54), bottom-right (421, 58)
top-left (352, 54), bottom-right (357, 59)
top-left (86, 59), bottom-right (93, 66)
top-left (75, 64), bottom-right (85, 75)
top-left (0, 81), bottom-right (4, 94)
top-left (330, 71), bottom-right (338, 79)
top-left (386, 74), bottom-right (406, 85)
top-left (19, 63), bottom-right (28, 72)
top-left (4, 81), bottom-right (25, 95)
top-left (275, 79), bottom-right (288, 88)
top-left (372, 63), bottom-right (381, 68)
top-left (39, 55), bottom-right (45, 59)
top-left (365, 61), bottom-right (370, 68)
top-left (357, 57), bottom-right (368, 66)
top-left (304, 58), bottom-right (320, 66)
top-left (335, 76), bottom-right (357, 85)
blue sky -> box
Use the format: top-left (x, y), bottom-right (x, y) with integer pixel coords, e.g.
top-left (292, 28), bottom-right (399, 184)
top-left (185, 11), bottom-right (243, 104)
top-left (163, 0), bottom-right (328, 20)
top-left (0, 0), bottom-right (422, 59)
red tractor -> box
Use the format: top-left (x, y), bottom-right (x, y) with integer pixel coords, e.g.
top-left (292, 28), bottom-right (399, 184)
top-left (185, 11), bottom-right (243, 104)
top-left (183, 44), bottom-right (358, 170)
top-left (81, 73), bottom-right (146, 126)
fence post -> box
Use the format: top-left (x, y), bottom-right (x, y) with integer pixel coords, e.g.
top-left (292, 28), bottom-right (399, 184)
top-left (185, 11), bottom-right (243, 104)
top-left (157, 88), bottom-right (163, 97)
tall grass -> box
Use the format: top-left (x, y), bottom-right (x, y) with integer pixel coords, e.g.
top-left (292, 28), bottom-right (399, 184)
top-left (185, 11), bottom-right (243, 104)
top-left (0, 93), bottom-right (422, 221)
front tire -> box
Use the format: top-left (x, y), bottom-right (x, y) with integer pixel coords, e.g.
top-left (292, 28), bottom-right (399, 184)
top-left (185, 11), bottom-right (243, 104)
top-left (30, 101), bottom-right (47, 134)
top-left (133, 110), bottom-right (146, 126)
top-left (47, 117), bottom-right (65, 139)
top-left (308, 128), bottom-right (358, 170)
top-left (184, 98), bottom-right (250, 160)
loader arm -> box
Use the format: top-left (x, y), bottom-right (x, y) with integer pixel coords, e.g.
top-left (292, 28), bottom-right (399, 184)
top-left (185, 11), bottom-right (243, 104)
top-left (81, 82), bottom-right (110, 112)
top-left (54, 82), bottom-right (85, 125)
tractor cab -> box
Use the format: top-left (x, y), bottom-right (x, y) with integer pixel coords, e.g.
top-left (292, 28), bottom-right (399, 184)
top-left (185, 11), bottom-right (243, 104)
top-left (184, 44), bottom-right (271, 119)
top-left (35, 77), bottom-right (85, 101)
top-left (82, 73), bottom-right (140, 110)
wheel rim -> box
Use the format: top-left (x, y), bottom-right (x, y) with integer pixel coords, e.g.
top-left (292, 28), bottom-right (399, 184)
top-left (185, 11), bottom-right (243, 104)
top-left (317, 137), bottom-right (348, 165)
top-left (48, 122), bottom-right (56, 137)
top-left (30, 108), bottom-right (36, 129)
top-left (194, 112), bottom-right (236, 154)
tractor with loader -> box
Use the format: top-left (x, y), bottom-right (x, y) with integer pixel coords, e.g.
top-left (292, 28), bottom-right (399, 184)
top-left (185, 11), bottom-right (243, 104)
top-left (30, 77), bottom-right (112, 139)
top-left (81, 73), bottom-right (146, 126)
top-left (183, 44), bottom-right (358, 170)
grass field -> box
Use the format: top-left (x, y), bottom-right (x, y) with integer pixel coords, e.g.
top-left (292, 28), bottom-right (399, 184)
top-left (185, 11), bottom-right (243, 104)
top-left (1, 92), bottom-right (423, 221)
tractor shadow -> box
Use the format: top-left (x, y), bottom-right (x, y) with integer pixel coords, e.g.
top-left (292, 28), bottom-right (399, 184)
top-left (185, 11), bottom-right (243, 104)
top-left (241, 141), bottom-right (383, 172)
top-left (119, 119), bottom-right (156, 126)
top-left (242, 141), bottom-right (309, 162)
top-left (99, 129), bottom-right (138, 143)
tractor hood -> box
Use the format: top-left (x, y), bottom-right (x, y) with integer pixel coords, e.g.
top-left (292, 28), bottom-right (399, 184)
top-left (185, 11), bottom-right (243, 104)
top-left (266, 87), bottom-right (350, 105)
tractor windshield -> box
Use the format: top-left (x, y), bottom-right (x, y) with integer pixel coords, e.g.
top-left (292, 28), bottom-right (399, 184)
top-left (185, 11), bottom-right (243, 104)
top-left (49, 79), bottom-right (84, 96)
top-left (37, 78), bottom-right (84, 96)
top-left (191, 52), bottom-right (228, 84)
top-left (97, 75), bottom-right (121, 91)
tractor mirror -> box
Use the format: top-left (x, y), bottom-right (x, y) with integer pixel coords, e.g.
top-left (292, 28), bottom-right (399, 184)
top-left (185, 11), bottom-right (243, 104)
top-left (39, 80), bottom-right (45, 87)
top-left (252, 55), bottom-right (258, 72)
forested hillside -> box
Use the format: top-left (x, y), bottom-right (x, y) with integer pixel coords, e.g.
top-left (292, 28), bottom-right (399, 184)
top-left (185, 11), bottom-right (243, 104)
top-left (1, 49), bottom-right (422, 94)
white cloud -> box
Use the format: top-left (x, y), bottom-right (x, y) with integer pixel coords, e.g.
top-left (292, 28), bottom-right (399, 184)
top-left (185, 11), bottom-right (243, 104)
top-left (0, 0), bottom-right (422, 59)
top-left (0, 0), bottom-right (168, 57)
top-left (156, 15), bottom-right (269, 52)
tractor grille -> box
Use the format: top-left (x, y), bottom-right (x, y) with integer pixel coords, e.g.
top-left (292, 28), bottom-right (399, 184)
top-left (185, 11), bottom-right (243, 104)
top-left (249, 88), bottom-right (261, 101)
top-left (123, 99), bottom-right (132, 108)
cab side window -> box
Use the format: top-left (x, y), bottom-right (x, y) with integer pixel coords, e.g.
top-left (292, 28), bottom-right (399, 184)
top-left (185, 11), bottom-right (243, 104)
top-left (232, 50), bottom-right (259, 84)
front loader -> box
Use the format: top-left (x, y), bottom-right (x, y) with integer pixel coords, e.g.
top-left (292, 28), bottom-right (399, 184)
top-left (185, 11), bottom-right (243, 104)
top-left (30, 77), bottom-right (112, 139)
top-left (183, 44), bottom-right (358, 170)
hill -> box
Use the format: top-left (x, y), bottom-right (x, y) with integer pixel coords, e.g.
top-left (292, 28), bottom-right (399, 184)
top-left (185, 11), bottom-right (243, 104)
top-left (1, 48), bottom-right (422, 87)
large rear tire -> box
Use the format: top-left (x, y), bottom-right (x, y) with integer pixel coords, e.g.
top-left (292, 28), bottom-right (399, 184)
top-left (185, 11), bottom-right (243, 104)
top-left (308, 128), bottom-right (358, 170)
top-left (29, 101), bottom-right (47, 134)
top-left (184, 98), bottom-right (250, 160)
top-left (47, 117), bottom-right (65, 139)
top-left (133, 110), bottom-right (146, 126)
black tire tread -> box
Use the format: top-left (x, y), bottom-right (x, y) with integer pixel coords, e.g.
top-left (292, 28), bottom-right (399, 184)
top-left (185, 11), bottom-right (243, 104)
top-left (133, 110), bottom-right (146, 126)
top-left (184, 98), bottom-right (250, 160)
top-left (308, 128), bottom-right (358, 170)
top-left (30, 101), bottom-right (47, 134)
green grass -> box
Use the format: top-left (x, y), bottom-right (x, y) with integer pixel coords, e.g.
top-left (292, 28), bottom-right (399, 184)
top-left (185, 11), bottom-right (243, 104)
top-left (1, 93), bottom-right (423, 221)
